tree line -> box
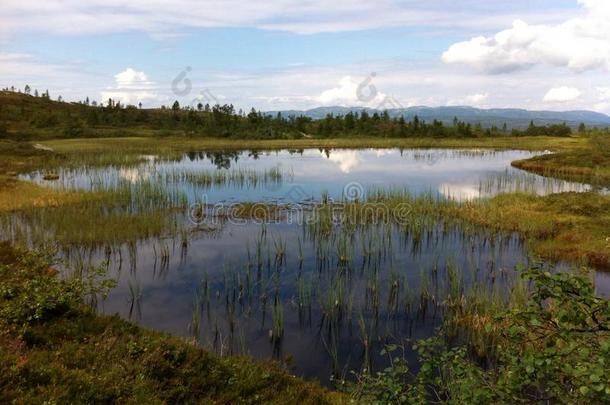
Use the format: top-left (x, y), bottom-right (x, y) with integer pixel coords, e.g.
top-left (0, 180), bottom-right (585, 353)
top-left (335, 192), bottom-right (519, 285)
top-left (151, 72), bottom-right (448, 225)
top-left (1, 87), bottom-right (600, 140)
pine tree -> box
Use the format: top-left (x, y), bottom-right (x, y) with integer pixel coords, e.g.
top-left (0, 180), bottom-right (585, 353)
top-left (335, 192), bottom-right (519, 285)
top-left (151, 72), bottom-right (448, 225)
top-left (578, 122), bottom-right (586, 133)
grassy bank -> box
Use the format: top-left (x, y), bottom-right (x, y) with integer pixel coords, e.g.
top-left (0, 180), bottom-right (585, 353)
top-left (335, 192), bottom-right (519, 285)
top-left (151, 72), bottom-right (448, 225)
top-left (0, 141), bottom-right (104, 213)
top-left (0, 140), bottom-right (54, 177)
top-left (0, 243), bottom-right (343, 404)
top-left (453, 192), bottom-right (610, 269)
top-left (0, 176), bottom-right (106, 212)
top-left (40, 135), bottom-right (587, 155)
top-left (512, 135), bottom-right (610, 187)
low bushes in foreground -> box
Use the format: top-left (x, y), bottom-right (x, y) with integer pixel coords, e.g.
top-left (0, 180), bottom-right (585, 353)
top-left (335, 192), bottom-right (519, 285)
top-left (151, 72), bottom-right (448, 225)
top-left (0, 243), bottom-right (342, 404)
top-left (1, 242), bottom-right (608, 404)
top-left (345, 265), bottom-right (610, 404)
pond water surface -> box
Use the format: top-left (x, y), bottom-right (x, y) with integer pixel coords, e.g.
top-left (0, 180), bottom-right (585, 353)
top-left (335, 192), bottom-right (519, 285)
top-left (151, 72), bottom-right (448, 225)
top-left (20, 148), bottom-right (592, 202)
top-left (11, 148), bottom-right (608, 385)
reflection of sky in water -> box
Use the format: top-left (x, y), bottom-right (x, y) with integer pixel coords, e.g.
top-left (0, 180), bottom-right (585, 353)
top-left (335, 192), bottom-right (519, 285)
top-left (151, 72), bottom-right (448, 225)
top-left (82, 219), bottom-right (609, 385)
top-left (95, 222), bottom-right (534, 383)
top-left (20, 149), bottom-right (593, 203)
top-left (16, 148), bottom-right (607, 385)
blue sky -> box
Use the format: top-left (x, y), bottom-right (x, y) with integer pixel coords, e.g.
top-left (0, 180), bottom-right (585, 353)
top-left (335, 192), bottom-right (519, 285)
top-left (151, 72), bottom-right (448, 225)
top-left (1, 0), bottom-right (609, 113)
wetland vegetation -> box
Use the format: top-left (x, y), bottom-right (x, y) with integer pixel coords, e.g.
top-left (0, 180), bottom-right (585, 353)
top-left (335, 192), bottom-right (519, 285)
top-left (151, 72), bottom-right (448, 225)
top-left (0, 92), bottom-right (609, 403)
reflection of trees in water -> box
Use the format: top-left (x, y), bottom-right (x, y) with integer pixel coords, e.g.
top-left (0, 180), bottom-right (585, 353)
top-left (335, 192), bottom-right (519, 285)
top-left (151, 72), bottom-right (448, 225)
top-left (206, 151), bottom-right (241, 169)
top-left (184, 151), bottom-right (242, 169)
top-left (185, 149), bottom-right (307, 169)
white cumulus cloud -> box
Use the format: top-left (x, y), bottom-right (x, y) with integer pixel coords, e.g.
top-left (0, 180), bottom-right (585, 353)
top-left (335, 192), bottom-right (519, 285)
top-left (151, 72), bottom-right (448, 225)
top-left (543, 86), bottom-right (582, 103)
top-left (101, 68), bottom-right (157, 106)
top-left (317, 75), bottom-right (389, 107)
top-left (114, 68), bottom-right (152, 88)
top-left (442, 0), bottom-right (610, 73)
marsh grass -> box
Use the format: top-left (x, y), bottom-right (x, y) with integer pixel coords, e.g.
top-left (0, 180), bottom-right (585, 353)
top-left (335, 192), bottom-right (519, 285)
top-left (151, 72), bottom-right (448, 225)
top-left (127, 277), bottom-right (143, 320)
top-left (183, 206), bottom-right (539, 379)
top-left (512, 135), bottom-right (610, 187)
top-left (453, 192), bottom-right (610, 269)
top-left (6, 160), bottom-right (295, 250)
top-left (7, 178), bottom-right (605, 377)
top-left (300, 188), bottom-right (609, 270)
top-left (158, 166), bottom-right (291, 189)
top-left (4, 136), bottom-right (606, 269)
top-left (478, 168), bottom-right (591, 196)
top-left (271, 295), bottom-right (284, 345)
top-left (0, 179), bottom-right (188, 248)
top-left (2, 137), bottom-right (608, 386)
top-left (16, 178), bottom-right (578, 383)
top-left (0, 176), bottom-right (104, 212)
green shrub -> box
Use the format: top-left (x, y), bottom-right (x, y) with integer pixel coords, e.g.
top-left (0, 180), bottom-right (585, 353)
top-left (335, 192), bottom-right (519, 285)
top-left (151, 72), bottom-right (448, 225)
top-left (346, 265), bottom-right (610, 404)
top-left (0, 243), bottom-right (114, 333)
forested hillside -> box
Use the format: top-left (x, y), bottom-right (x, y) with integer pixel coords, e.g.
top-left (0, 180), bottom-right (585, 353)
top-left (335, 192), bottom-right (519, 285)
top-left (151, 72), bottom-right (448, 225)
top-left (1, 90), bottom-right (606, 140)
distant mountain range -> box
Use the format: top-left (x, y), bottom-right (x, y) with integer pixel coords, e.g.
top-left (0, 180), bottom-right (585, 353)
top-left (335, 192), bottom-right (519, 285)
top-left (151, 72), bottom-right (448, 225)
top-left (266, 106), bottom-right (610, 129)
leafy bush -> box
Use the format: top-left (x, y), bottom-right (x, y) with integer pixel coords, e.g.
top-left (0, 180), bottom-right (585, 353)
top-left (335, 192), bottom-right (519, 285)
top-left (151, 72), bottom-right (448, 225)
top-left (0, 243), bottom-right (114, 333)
top-left (346, 265), bottom-right (610, 404)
